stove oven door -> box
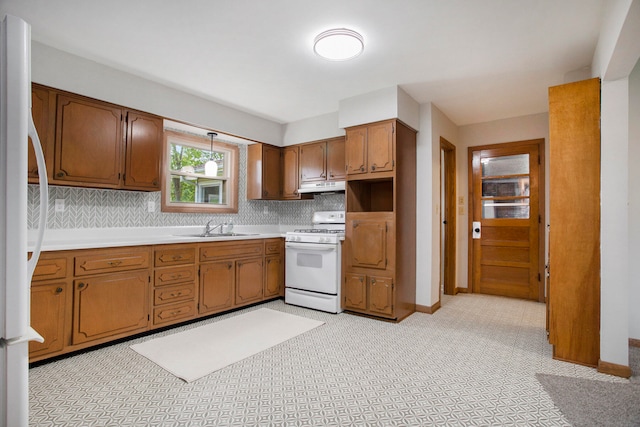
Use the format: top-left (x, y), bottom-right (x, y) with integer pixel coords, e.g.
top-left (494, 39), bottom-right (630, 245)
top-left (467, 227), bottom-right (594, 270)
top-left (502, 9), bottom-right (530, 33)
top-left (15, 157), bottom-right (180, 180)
top-left (285, 242), bottom-right (340, 294)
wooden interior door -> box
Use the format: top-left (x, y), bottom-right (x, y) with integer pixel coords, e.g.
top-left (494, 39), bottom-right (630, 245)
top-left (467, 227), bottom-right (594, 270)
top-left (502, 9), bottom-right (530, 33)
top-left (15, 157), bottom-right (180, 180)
top-left (470, 140), bottom-right (543, 301)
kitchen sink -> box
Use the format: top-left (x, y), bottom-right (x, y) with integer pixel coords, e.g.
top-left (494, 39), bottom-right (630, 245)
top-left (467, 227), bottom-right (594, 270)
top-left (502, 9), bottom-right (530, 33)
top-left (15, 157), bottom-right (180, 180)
top-left (173, 232), bottom-right (259, 238)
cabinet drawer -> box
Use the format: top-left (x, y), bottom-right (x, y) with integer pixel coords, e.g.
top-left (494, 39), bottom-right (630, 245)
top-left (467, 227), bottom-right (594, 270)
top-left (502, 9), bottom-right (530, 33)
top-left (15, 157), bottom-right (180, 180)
top-left (154, 246), bottom-right (195, 267)
top-left (154, 265), bottom-right (196, 287)
top-left (200, 241), bottom-right (263, 262)
top-left (32, 257), bottom-right (67, 281)
top-left (153, 300), bottom-right (196, 326)
top-left (153, 283), bottom-right (195, 305)
top-left (75, 248), bottom-right (150, 276)
top-left (264, 239), bottom-right (281, 255)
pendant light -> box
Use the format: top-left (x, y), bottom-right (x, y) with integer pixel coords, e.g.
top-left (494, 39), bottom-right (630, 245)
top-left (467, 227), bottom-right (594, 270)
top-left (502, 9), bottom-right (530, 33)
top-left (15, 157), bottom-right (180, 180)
top-left (204, 132), bottom-right (218, 177)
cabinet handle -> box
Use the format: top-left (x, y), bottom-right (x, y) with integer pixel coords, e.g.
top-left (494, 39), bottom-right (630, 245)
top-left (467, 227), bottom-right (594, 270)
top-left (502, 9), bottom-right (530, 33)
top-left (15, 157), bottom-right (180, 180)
top-left (171, 274), bottom-right (183, 280)
top-left (55, 171), bottom-right (65, 178)
top-left (152, 179), bottom-right (159, 186)
top-left (359, 277), bottom-right (363, 283)
top-left (371, 279), bottom-right (376, 285)
top-left (227, 263), bottom-right (232, 269)
top-left (77, 282), bottom-right (86, 288)
top-left (371, 165), bottom-right (376, 171)
top-left (172, 255), bottom-right (183, 260)
top-left (170, 292), bottom-right (182, 297)
top-left (55, 287), bottom-right (63, 294)
top-left (360, 167), bottom-right (365, 172)
top-left (107, 260), bottom-right (122, 267)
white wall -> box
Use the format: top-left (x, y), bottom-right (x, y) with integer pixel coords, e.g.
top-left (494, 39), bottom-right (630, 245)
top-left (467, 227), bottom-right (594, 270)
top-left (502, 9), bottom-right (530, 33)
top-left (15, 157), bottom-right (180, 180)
top-left (600, 79), bottom-right (631, 367)
top-left (457, 114), bottom-right (549, 290)
top-left (338, 86), bottom-right (420, 130)
top-left (282, 112), bottom-right (344, 146)
top-left (629, 60), bottom-right (640, 341)
top-left (415, 103), bottom-right (458, 308)
top-left (31, 42), bottom-right (284, 146)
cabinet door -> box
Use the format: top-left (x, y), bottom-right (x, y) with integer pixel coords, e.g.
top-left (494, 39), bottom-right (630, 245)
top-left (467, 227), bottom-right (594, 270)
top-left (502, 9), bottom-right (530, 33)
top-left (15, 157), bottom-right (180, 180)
top-left (345, 127), bottom-right (367, 175)
top-left (326, 137), bottom-right (345, 181)
top-left (28, 85), bottom-right (52, 182)
top-left (348, 219), bottom-right (388, 270)
top-left (236, 257), bottom-right (263, 305)
top-left (199, 261), bottom-right (234, 314)
top-left (300, 141), bottom-right (326, 183)
top-left (367, 121), bottom-right (394, 173)
top-left (54, 94), bottom-right (123, 187)
top-left (369, 276), bottom-right (393, 316)
top-left (344, 273), bottom-right (367, 310)
top-left (282, 146), bottom-right (301, 199)
top-left (72, 271), bottom-right (149, 345)
top-left (264, 255), bottom-right (282, 298)
top-left (123, 110), bottom-right (162, 190)
top-left (30, 282), bottom-right (67, 357)
top-left (262, 144), bottom-right (282, 199)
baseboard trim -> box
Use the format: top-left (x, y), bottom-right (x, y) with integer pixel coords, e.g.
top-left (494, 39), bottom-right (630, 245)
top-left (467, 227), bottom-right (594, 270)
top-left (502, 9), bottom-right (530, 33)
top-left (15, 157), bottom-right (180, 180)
top-left (629, 338), bottom-right (640, 348)
top-left (416, 301), bottom-right (441, 314)
top-left (455, 287), bottom-right (469, 294)
top-left (597, 359), bottom-right (632, 379)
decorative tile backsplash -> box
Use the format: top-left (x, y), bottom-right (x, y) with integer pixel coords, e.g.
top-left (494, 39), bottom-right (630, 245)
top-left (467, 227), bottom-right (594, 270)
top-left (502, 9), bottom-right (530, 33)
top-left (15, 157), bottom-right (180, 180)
top-left (27, 144), bottom-right (344, 229)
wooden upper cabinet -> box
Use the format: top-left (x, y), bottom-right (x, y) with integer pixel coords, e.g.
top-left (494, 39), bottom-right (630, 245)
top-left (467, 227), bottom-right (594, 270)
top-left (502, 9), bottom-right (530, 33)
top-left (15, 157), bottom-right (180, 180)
top-left (299, 136), bottom-right (346, 184)
top-left (300, 141), bottom-right (326, 183)
top-left (345, 127), bottom-right (368, 175)
top-left (326, 137), bottom-right (346, 180)
top-left (32, 85), bottom-right (163, 191)
top-left (28, 84), bottom-right (54, 183)
top-left (247, 143), bottom-right (282, 200)
top-left (123, 110), bottom-right (162, 190)
top-left (345, 120), bottom-right (394, 176)
top-left (367, 122), bottom-right (394, 173)
top-left (282, 145), bottom-right (303, 199)
top-left (54, 94), bottom-right (123, 187)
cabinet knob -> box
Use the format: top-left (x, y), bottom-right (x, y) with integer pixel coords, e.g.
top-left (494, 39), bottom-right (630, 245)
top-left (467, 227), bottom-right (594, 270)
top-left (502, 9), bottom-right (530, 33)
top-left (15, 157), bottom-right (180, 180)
top-left (360, 167), bottom-right (364, 172)
top-left (371, 165), bottom-right (376, 171)
top-left (55, 287), bottom-right (63, 294)
top-left (56, 171), bottom-right (65, 178)
top-left (152, 180), bottom-right (159, 186)
top-left (371, 279), bottom-right (376, 284)
top-left (77, 282), bottom-right (85, 288)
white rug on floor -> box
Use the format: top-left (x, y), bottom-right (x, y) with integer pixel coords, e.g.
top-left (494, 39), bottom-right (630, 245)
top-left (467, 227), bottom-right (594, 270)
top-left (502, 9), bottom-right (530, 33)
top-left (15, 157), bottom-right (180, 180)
top-left (130, 308), bottom-right (324, 382)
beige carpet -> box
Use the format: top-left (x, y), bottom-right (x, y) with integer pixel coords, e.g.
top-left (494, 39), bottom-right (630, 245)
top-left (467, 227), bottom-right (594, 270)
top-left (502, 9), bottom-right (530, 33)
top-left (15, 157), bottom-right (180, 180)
top-left (130, 308), bottom-right (324, 382)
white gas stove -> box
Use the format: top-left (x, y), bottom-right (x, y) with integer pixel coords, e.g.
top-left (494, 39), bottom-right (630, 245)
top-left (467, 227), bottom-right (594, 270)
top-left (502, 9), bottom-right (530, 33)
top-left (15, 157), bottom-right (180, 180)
top-left (284, 211), bottom-right (345, 313)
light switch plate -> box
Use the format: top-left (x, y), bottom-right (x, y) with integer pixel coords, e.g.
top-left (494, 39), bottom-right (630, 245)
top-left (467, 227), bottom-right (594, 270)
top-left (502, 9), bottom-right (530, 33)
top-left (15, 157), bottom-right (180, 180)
top-left (147, 201), bottom-right (155, 212)
top-left (54, 199), bottom-right (65, 212)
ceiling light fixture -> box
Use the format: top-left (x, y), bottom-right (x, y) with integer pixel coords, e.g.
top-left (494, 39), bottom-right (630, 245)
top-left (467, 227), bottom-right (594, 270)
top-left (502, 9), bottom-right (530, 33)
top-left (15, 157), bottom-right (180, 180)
top-left (313, 28), bottom-right (364, 61)
top-left (204, 132), bottom-right (218, 177)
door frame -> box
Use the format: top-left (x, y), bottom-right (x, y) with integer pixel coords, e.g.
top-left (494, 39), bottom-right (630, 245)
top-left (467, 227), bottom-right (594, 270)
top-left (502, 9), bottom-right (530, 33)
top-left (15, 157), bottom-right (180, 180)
top-left (440, 137), bottom-right (456, 295)
top-left (467, 138), bottom-right (546, 302)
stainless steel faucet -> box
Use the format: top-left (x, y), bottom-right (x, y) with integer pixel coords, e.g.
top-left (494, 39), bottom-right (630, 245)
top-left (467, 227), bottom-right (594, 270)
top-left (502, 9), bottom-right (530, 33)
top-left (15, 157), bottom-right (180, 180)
top-left (203, 219), bottom-right (224, 236)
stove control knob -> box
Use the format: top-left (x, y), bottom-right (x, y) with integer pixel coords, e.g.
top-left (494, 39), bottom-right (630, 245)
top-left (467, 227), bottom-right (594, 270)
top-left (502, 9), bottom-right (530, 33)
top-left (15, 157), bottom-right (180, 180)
top-left (296, 236), bottom-right (302, 242)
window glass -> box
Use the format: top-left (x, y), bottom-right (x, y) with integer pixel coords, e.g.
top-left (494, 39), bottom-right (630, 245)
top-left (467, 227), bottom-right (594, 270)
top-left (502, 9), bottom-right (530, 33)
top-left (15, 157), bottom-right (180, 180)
top-left (481, 154), bottom-right (530, 219)
top-left (481, 154), bottom-right (529, 177)
top-left (162, 130), bottom-right (238, 213)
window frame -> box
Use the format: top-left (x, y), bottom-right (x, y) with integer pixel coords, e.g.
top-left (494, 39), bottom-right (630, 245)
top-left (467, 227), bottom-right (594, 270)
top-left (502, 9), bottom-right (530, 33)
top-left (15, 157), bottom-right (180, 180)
top-left (161, 130), bottom-right (239, 213)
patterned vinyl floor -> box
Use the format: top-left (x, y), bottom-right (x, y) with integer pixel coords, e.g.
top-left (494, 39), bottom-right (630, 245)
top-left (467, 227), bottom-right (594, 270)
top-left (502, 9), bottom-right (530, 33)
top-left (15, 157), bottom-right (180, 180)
top-left (29, 294), bottom-right (625, 426)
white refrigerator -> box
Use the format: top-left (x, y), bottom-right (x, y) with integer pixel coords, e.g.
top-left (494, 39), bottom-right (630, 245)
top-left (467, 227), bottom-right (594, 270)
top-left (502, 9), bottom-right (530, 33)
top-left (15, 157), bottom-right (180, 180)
top-left (0, 14), bottom-right (49, 427)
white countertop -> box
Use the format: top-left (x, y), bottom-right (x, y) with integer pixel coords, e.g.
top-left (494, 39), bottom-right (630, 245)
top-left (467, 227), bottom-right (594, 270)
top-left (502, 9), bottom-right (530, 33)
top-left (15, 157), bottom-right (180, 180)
top-left (28, 225), bottom-right (304, 252)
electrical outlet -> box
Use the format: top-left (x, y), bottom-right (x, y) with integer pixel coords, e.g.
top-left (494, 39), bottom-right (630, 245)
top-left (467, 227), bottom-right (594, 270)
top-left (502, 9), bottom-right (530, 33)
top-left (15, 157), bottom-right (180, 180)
top-left (147, 201), bottom-right (155, 212)
top-left (263, 205), bottom-right (268, 215)
top-left (458, 196), bottom-right (464, 205)
top-left (458, 206), bottom-right (464, 215)
top-left (54, 199), bottom-right (65, 212)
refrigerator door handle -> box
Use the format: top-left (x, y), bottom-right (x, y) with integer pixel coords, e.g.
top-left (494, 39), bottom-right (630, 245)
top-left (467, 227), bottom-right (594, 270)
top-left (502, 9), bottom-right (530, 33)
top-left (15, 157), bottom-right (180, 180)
top-left (1, 327), bottom-right (43, 347)
top-left (25, 112), bottom-right (48, 283)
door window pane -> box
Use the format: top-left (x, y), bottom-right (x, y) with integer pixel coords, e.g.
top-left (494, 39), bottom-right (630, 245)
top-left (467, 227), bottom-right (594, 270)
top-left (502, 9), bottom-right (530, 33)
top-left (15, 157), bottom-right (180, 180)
top-left (482, 199), bottom-right (530, 219)
top-left (482, 154), bottom-right (529, 177)
top-left (482, 177), bottom-right (530, 197)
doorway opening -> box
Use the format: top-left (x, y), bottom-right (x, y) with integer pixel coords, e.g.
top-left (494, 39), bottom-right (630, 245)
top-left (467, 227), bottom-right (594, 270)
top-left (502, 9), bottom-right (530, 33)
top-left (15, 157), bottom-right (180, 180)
top-left (440, 137), bottom-right (456, 296)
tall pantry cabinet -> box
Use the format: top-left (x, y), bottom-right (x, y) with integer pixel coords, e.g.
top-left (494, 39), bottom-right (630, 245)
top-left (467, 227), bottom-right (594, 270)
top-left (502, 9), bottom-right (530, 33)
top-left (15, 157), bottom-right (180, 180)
top-left (547, 77), bottom-right (600, 367)
top-left (342, 119), bottom-right (416, 321)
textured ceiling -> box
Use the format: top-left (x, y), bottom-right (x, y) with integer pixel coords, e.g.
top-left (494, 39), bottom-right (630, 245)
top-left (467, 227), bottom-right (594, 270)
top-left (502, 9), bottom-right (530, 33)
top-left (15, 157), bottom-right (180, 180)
top-left (1, 0), bottom-right (605, 126)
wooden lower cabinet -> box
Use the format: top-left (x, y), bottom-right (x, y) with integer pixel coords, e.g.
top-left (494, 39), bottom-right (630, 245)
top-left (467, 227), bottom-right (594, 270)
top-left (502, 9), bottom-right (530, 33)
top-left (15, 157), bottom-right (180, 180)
top-left (29, 238), bottom-right (285, 362)
top-left (199, 260), bottom-right (235, 314)
top-left (343, 273), bottom-right (394, 317)
top-left (72, 270), bottom-right (149, 345)
top-left (30, 282), bottom-right (68, 358)
top-left (235, 257), bottom-right (264, 304)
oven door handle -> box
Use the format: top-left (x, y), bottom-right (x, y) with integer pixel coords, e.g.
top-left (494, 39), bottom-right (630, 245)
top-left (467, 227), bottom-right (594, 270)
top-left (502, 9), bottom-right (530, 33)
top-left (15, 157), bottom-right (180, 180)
top-left (285, 242), bottom-right (337, 251)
